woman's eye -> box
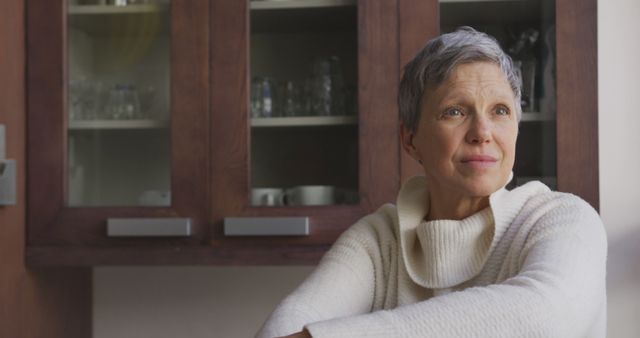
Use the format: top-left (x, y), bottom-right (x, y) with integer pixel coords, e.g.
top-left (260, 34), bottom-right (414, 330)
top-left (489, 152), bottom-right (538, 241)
top-left (444, 108), bottom-right (463, 117)
top-left (495, 106), bottom-right (510, 116)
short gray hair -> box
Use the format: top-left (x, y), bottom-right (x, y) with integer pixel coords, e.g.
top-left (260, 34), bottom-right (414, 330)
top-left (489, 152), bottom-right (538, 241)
top-left (399, 27), bottom-right (522, 132)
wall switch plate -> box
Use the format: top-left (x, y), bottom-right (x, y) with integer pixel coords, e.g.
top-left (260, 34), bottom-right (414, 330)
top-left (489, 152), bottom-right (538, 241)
top-left (0, 125), bottom-right (16, 205)
top-left (0, 125), bottom-right (5, 159)
top-left (0, 160), bottom-right (16, 205)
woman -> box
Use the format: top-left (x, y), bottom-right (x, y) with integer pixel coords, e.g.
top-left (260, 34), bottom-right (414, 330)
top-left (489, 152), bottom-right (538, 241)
top-left (256, 27), bottom-right (607, 338)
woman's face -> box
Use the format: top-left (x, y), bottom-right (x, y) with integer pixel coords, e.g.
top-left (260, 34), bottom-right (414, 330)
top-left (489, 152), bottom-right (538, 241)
top-left (402, 62), bottom-right (519, 198)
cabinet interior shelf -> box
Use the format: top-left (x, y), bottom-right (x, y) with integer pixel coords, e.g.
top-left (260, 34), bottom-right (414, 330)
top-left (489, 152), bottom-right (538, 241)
top-left (440, 0), bottom-right (524, 3)
top-left (251, 116), bottom-right (357, 127)
top-left (68, 119), bottom-right (169, 130)
top-left (251, 0), bottom-right (356, 10)
top-left (68, 4), bottom-right (169, 15)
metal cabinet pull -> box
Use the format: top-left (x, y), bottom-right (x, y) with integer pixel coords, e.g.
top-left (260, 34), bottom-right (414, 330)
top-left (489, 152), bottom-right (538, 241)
top-left (107, 218), bottom-right (191, 237)
top-left (224, 217), bottom-right (309, 236)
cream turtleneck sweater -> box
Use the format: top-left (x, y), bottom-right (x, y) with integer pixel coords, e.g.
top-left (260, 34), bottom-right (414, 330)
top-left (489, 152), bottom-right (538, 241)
top-left (256, 176), bottom-right (607, 338)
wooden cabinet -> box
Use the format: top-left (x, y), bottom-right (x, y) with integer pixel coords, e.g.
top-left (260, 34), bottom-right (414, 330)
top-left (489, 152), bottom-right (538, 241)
top-left (28, 0), bottom-right (211, 264)
top-left (26, 0), bottom-right (597, 266)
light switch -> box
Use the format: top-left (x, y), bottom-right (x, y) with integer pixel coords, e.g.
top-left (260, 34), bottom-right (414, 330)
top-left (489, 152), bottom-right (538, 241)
top-left (0, 125), bottom-right (5, 159)
top-left (0, 159), bottom-right (16, 205)
top-left (0, 125), bottom-right (16, 206)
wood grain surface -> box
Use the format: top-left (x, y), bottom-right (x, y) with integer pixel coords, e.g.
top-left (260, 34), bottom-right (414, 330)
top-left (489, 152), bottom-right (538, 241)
top-left (556, 0), bottom-right (599, 209)
top-left (27, 0), bottom-right (211, 247)
top-left (398, 0), bottom-right (440, 183)
top-left (2, 1), bottom-right (91, 336)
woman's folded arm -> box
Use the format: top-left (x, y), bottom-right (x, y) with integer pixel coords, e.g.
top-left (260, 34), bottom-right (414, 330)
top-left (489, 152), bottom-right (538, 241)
top-left (304, 208), bottom-right (607, 338)
top-left (255, 224), bottom-right (380, 338)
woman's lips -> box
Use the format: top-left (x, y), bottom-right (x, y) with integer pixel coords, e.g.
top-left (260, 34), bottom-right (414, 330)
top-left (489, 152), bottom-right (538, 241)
top-left (460, 155), bottom-right (498, 169)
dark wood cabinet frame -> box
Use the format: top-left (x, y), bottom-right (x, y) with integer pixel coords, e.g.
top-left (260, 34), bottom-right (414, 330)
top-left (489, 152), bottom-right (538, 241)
top-left (26, 0), bottom-right (597, 266)
top-left (28, 0), bottom-right (211, 262)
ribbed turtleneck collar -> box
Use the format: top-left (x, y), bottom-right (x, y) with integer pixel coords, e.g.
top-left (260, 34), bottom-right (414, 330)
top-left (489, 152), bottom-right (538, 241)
top-left (415, 208), bottom-right (494, 288)
top-left (396, 174), bottom-right (545, 289)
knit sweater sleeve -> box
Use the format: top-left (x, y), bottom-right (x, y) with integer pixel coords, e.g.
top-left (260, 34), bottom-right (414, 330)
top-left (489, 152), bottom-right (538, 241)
top-left (255, 216), bottom-right (384, 338)
top-left (304, 196), bottom-right (608, 338)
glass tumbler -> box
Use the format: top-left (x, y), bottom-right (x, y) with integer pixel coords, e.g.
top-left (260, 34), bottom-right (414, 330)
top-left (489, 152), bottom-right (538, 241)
top-left (68, 78), bottom-right (86, 120)
top-left (311, 58), bottom-right (332, 116)
top-left (311, 56), bottom-right (345, 116)
top-left (260, 77), bottom-right (275, 118)
top-left (137, 85), bottom-right (157, 119)
top-left (106, 84), bottom-right (141, 120)
top-left (250, 78), bottom-right (263, 118)
top-left (282, 81), bottom-right (302, 117)
top-left (328, 56), bottom-right (346, 115)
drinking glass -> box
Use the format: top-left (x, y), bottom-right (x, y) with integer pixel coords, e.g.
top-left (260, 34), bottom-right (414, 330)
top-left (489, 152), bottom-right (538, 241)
top-left (311, 58), bottom-right (331, 116)
top-left (282, 81), bottom-right (302, 117)
top-left (69, 78), bottom-right (86, 120)
top-left (138, 85), bottom-right (157, 119)
top-left (250, 78), bottom-right (263, 118)
top-left (261, 77), bottom-right (276, 117)
top-left (311, 56), bottom-right (345, 116)
top-left (106, 84), bottom-right (141, 120)
top-left (250, 77), bottom-right (276, 118)
top-left (328, 56), bottom-right (346, 115)
top-left (69, 78), bottom-right (107, 120)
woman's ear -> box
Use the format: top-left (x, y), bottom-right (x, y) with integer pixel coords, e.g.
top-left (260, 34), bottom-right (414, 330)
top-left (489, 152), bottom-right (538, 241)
top-left (400, 124), bottom-right (422, 164)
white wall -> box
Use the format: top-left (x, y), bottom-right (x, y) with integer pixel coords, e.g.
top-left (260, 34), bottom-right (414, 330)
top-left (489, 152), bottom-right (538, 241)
top-left (599, 0), bottom-right (640, 242)
top-left (94, 1), bottom-right (640, 337)
top-left (598, 0), bottom-right (640, 337)
top-left (93, 266), bottom-right (314, 338)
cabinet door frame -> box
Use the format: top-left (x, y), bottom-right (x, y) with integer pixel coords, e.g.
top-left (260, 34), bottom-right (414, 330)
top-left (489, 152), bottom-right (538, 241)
top-left (208, 0), bottom-right (401, 263)
top-left (27, 0), bottom-right (211, 249)
top-left (555, 0), bottom-right (599, 209)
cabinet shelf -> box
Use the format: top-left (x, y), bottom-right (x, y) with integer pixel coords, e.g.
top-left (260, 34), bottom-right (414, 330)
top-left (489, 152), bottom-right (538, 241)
top-left (68, 4), bottom-right (169, 15)
top-left (249, 114), bottom-right (552, 126)
top-left (251, 116), bottom-right (357, 127)
top-left (251, 0), bottom-right (356, 10)
top-left (68, 119), bottom-right (169, 130)
top-left (440, 0), bottom-right (524, 3)
top-left (520, 112), bottom-right (555, 122)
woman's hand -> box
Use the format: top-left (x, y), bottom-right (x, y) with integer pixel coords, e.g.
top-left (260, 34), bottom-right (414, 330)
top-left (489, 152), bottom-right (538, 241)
top-left (278, 328), bottom-right (312, 338)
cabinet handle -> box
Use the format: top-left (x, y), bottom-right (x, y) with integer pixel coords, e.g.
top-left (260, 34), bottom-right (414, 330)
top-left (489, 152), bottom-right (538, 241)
top-left (107, 218), bottom-right (191, 237)
top-left (224, 217), bottom-right (309, 236)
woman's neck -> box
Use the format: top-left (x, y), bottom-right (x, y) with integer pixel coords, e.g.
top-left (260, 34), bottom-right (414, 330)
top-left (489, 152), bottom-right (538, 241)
top-left (426, 190), bottom-right (490, 221)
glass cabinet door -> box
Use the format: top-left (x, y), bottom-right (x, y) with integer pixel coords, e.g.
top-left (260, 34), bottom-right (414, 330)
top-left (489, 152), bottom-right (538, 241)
top-left (440, 0), bottom-right (557, 189)
top-left (28, 0), bottom-right (209, 252)
top-left (210, 0), bottom-right (398, 249)
top-left (67, 0), bottom-right (171, 206)
top-left (249, 0), bottom-right (359, 207)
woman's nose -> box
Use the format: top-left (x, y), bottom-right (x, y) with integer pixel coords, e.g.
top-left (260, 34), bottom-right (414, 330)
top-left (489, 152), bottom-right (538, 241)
top-left (465, 115), bottom-right (492, 144)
